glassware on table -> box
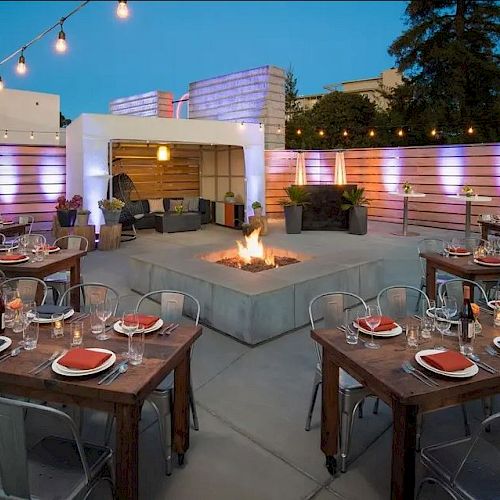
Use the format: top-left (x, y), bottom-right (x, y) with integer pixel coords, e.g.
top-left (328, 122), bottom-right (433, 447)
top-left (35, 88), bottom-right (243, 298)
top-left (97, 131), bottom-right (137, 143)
top-left (420, 315), bottom-right (433, 339)
top-left (51, 312), bottom-right (64, 338)
top-left (90, 303), bottom-right (104, 336)
top-left (364, 305), bottom-right (381, 350)
top-left (24, 301), bottom-right (37, 324)
top-left (443, 296), bottom-right (458, 322)
top-left (23, 319), bottom-right (39, 350)
top-left (96, 299), bottom-right (113, 341)
top-left (129, 325), bottom-right (145, 366)
top-left (70, 320), bottom-right (84, 347)
top-left (457, 322), bottom-right (474, 356)
top-left (344, 309), bottom-right (359, 345)
top-left (33, 244), bottom-right (44, 262)
top-left (11, 301), bottom-right (24, 334)
top-left (434, 307), bottom-right (451, 350)
top-left (406, 323), bottom-right (420, 349)
top-left (121, 311), bottom-right (139, 358)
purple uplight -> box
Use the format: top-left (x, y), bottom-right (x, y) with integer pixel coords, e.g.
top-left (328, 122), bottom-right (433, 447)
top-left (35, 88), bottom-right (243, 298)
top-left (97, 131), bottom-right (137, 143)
top-left (437, 148), bottom-right (465, 195)
top-left (380, 150), bottom-right (401, 191)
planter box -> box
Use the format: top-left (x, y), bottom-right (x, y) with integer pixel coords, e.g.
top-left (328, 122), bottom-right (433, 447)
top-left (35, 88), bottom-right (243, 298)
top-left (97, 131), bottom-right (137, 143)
top-left (284, 205), bottom-right (303, 234)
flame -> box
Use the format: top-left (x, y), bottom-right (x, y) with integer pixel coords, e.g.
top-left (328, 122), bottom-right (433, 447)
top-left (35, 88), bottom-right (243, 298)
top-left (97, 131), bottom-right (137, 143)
top-left (236, 228), bottom-right (275, 266)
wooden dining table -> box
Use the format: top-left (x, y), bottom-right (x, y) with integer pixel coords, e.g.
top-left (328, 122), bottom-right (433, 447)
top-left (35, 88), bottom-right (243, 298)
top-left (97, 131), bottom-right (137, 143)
top-left (0, 317), bottom-right (202, 500)
top-left (312, 318), bottom-right (500, 499)
top-left (0, 249), bottom-right (86, 310)
top-left (0, 222), bottom-right (27, 238)
top-left (420, 251), bottom-right (500, 301)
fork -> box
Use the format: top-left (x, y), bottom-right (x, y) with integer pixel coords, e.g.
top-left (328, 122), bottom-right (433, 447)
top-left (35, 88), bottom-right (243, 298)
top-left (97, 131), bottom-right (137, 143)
top-left (402, 361), bottom-right (439, 386)
top-left (29, 350), bottom-right (64, 375)
top-left (485, 346), bottom-right (500, 358)
top-left (401, 362), bottom-right (434, 387)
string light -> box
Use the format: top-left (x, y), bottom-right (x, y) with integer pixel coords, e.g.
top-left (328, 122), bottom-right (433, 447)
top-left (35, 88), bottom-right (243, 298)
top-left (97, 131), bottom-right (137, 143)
top-left (342, 130), bottom-right (348, 137)
top-left (318, 129), bottom-right (325, 137)
top-left (55, 23), bottom-right (67, 53)
top-left (259, 122), bottom-right (263, 130)
top-left (0, 76), bottom-right (3, 90)
top-left (467, 126), bottom-right (474, 134)
top-left (3, 130), bottom-right (7, 139)
top-left (55, 132), bottom-right (60, 141)
top-left (116, 0), bottom-right (129, 19)
top-left (16, 52), bottom-right (27, 75)
top-left (397, 128), bottom-right (404, 137)
top-left (430, 128), bottom-right (437, 137)
top-left (369, 129), bottom-right (375, 137)
top-left (30, 131), bottom-right (34, 140)
top-left (277, 125), bottom-right (282, 134)
top-left (296, 129), bottom-right (302, 136)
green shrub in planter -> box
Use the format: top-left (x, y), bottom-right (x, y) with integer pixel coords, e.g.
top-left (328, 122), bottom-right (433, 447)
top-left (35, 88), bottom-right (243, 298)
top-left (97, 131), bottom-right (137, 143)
top-left (341, 188), bottom-right (370, 235)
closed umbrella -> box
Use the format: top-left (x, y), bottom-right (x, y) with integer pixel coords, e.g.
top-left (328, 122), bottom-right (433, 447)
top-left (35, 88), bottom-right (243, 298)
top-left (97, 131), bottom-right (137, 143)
top-left (294, 152), bottom-right (307, 185)
top-left (334, 151), bottom-right (347, 185)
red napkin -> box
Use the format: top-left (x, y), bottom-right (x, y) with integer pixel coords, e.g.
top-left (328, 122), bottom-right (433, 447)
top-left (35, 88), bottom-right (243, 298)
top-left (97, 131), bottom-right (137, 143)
top-left (123, 314), bottom-right (159, 329)
top-left (357, 315), bottom-right (396, 332)
top-left (0, 254), bottom-right (26, 261)
top-left (43, 245), bottom-right (58, 251)
top-left (477, 256), bottom-right (500, 264)
top-left (449, 246), bottom-right (468, 254)
top-left (58, 348), bottom-right (112, 370)
top-left (422, 351), bottom-right (473, 372)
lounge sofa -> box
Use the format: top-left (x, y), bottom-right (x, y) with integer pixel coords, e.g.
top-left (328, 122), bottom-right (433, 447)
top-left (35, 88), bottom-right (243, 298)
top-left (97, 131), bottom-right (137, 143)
top-left (126, 197), bottom-right (211, 230)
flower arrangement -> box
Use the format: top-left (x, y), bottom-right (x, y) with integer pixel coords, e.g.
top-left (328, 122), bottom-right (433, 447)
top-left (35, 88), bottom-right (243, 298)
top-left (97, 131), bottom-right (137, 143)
top-left (174, 203), bottom-right (184, 215)
top-left (251, 201), bottom-right (262, 210)
top-left (55, 194), bottom-right (83, 211)
top-left (462, 185), bottom-right (475, 197)
top-left (98, 197), bottom-right (125, 211)
top-left (402, 181), bottom-right (413, 194)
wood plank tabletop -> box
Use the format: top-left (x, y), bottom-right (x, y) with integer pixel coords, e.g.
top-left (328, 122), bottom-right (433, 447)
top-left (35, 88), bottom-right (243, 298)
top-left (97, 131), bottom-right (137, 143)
top-left (0, 248), bottom-right (86, 274)
top-left (420, 251), bottom-right (500, 277)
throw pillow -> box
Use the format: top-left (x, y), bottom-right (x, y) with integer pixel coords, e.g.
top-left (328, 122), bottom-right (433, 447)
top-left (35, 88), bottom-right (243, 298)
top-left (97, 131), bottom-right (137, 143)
top-left (148, 198), bottom-right (165, 214)
top-left (169, 199), bottom-right (184, 213)
top-left (183, 197), bottom-right (199, 212)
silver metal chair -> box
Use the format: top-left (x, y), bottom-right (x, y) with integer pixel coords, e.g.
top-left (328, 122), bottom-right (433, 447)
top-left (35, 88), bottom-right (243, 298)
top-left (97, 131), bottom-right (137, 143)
top-left (307, 292), bottom-right (375, 473)
top-left (5, 232), bottom-right (46, 247)
top-left (417, 411), bottom-right (500, 500)
top-left (1, 277), bottom-right (48, 305)
top-left (438, 278), bottom-right (489, 309)
top-left (58, 282), bottom-right (119, 314)
top-left (106, 289), bottom-right (201, 475)
top-left (19, 215), bottom-right (34, 234)
top-left (418, 239), bottom-right (449, 306)
top-left (0, 396), bottom-right (114, 499)
top-left (0, 233), bottom-right (4, 244)
top-left (46, 235), bottom-right (89, 304)
top-left (0, 269), bottom-right (5, 284)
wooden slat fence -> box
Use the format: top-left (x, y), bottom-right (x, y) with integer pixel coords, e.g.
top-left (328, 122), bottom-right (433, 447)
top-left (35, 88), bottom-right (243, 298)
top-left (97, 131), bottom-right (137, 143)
top-left (265, 143), bottom-right (500, 231)
top-left (0, 144), bottom-right (66, 231)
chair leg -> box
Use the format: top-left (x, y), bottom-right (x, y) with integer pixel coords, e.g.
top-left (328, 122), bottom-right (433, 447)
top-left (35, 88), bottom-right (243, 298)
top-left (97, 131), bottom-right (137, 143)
top-left (460, 403), bottom-right (471, 436)
top-left (482, 397), bottom-right (493, 432)
top-left (358, 400), bottom-right (364, 419)
top-left (149, 397), bottom-right (173, 475)
top-left (372, 398), bottom-right (379, 414)
top-left (189, 381), bottom-right (199, 431)
top-left (416, 476), bottom-right (460, 500)
top-left (305, 370), bottom-right (321, 431)
top-left (416, 413), bottom-right (423, 452)
top-left (339, 393), bottom-right (365, 473)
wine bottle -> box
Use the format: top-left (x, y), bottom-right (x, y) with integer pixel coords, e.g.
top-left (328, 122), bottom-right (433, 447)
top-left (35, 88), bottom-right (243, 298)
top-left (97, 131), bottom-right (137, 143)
top-left (0, 292), bottom-right (4, 334)
top-left (460, 286), bottom-right (475, 343)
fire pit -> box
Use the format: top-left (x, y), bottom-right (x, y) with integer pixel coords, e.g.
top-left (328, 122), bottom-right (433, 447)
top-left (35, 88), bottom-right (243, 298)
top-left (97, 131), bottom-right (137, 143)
top-left (215, 229), bottom-right (300, 273)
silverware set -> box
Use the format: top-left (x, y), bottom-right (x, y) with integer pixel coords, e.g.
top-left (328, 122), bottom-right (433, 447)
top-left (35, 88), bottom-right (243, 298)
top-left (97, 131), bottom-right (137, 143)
top-left (485, 345), bottom-right (500, 358)
top-left (67, 312), bottom-right (89, 324)
top-left (159, 323), bottom-right (179, 336)
top-left (29, 350), bottom-right (67, 375)
top-left (98, 361), bottom-right (128, 385)
top-left (467, 353), bottom-right (497, 374)
top-left (401, 361), bottom-right (439, 387)
top-left (0, 346), bottom-right (22, 364)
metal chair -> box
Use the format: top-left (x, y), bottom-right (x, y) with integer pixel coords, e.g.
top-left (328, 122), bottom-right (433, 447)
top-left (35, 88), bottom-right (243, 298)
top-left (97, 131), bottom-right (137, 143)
top-left (0, 233), bottom-right (4, 244)
top-left (58, 282), bottom-right (119, 314)
top-left (46, 235), bottom-right (89, 304)
top-left (307, 292), bottom-right (376, 473)
top-left (0, 270), bottom-right (5, 285)
top-left (438, 278), bottom-right (489, 309)
top-left (1, 277), bottom-right (48, 305)
top-left (18, 215), bottom-right (34, 234)
top-left (0, 396), bottom-right (114, 499)
top-left (418, 239), bottom-right (449, 306)
top-left (417, 411), bottom-right (500, 500)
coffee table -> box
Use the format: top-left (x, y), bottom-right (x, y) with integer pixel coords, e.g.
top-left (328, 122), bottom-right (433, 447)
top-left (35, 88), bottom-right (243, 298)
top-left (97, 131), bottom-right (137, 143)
top-left (154, 213), bottom-right (201, 233)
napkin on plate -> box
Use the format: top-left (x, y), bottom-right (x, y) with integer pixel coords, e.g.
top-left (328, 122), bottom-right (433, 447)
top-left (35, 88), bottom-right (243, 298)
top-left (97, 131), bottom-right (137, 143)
top-left (0, 254), bottom-right (26, 261)
top-left (36, 305), bottom-right (72, 319)
top-left (421, 351), bottom-right (473, 372)
top-left (123, 314), bottom-right (159, 329)
top-left (449, 246), bottom-right (468, 254)
top-left (357, 315), bottom-right (396, 332)
top-left (477, 256), bottom-right (500, 264)
top-left (58, 348), bottom-right (112, 370)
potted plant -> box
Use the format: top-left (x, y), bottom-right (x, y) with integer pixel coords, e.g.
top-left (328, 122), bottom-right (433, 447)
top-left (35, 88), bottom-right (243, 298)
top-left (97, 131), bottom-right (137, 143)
top-left (252, 201), bottom-right (263, 217)
top-left (462, 185), bottom-right (475, 197)
top-left (55, 194), bottom-right (82, 227)
top-left (76, 208), bottom-right (91, 226)
top-left (402, 181), bottom-right (413, 194)
top-left (98, 197), bottom-right (125, 225)
top-left (279, 185), bottom-right (310, 234)
top-left (174, 203), bottom-right (184, 215)
top-left (341, 187), bottom-right (370, 235)
top-left (224, 191), bottom-right (235, 203)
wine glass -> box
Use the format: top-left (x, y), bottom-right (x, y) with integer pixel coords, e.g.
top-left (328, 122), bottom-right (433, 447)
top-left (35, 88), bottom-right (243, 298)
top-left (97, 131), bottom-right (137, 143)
top-left (96, 298), bottom-right (113, 341)
top-left (121, 311), bottom-right (138, 358)
top-left (443, 296), bottom-right (458, 322)
top-left (434, 307), bottom-right (451, 350)
top-left (364, 304), bottom-right (381, 350)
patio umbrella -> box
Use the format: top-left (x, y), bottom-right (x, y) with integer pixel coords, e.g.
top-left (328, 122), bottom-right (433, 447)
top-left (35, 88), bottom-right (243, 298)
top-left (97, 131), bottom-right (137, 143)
top-left (294, 152), bottom-right (307, 185)
top-left (334, 151), bottom-right (347, 185)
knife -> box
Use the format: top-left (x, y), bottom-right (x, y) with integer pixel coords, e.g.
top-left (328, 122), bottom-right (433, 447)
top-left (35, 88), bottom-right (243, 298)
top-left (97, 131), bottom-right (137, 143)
top-left (29, 351), bottom-right (61, 374)
top-left (98, 361), bottom-right (127, 385)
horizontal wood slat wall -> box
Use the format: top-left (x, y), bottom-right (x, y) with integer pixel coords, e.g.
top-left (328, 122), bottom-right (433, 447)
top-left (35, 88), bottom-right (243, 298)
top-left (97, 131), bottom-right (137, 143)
top-left (265, 143), bottom-right (500, 231)
top-left (0, 144), bottom-right (66, 231)
top-left (112, 143), bottom-right (200, 200)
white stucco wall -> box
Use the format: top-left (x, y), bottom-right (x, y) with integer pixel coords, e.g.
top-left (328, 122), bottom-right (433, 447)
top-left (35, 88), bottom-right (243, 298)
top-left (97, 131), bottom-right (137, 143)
top-left (0, 88), bottom-right (63, 145)
top-left (65, 114), bottom-right (265, 229)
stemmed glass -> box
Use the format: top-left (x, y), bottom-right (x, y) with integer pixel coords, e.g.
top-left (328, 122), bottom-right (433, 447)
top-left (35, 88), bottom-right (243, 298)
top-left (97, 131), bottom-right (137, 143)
top-left (434, 307), bottom-right (451, 350)
top-left (443, 296), bottom-right (458, 323)
top-left (364, 304), bottom-right (381, 350)
top-left (96, 298), bottom-right (113, 341)
top-left (121, 311), bottom-right (138, 358)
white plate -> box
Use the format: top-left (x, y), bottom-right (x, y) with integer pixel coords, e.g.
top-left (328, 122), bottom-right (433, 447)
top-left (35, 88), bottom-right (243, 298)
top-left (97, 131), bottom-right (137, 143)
top-left (52, 348), bottom-right (116, 377)
top-left (0, 255), bottom-right (29, 264)
top-left (487, 300), bottom-right (500, 310)
top-left (0, 244), bottom-right (18, 252)
top-left (493, 337), bottom-right (500, 349)
top-left (32, 246), bottom-right (60, 254)
top-left (113, 318), bottom-right (163, 335)
top-left (446, 250), bottom-right (471, 257)
top-left (33, 308), bottom-right (74, 324)
top-left (426, 307), bottom-right (460, 326)
top-left (415, 349), bottom-right (478, 378)
top-left (0, 337), bottom-right (12, 354)
top-left (0, 221), bottom-right (14, 225)
top-left (353, 321), bottom-right (403, 338)
top-left (474, 258), bottom-right (500, 267)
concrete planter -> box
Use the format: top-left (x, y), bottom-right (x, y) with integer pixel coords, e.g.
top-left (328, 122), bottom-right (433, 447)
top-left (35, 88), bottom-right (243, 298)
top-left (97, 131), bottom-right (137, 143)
top-left (348, 206), bottom-right (368, 235)
top-left (284, 205), bottom-right (303, 234)
top-left (101, 208), bottom-right (122, 226)
top-left (76, 213), bottom-right (90, 226)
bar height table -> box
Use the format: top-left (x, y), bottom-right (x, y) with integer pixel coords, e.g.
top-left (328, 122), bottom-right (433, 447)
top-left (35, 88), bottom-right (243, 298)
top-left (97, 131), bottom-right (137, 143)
top-left (390, 192), bottom-right (426, 236)
top-left (449, 195), bottom-right (492, 238)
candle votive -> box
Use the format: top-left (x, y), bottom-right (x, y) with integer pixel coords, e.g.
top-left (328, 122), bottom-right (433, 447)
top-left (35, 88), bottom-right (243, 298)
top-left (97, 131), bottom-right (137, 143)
top-left (70, 320), bottom-right (83, 346)
top-left (494, 305), bottom-right (500, 327)
top-left (51, 313), bottom-right (64, 338)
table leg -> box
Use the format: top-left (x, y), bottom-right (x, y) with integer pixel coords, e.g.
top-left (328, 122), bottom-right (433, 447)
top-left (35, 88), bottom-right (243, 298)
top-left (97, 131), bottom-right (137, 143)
top-left (391, 402), bottom-right (418, 500)
top-left (115, 403), bottom-right (140, 500)
top-left (321, 347), bottom-right (339, 474)
top-left (465, 201), bottom-right (472, 238)
top-left (69, 258), bottom-right (81, 311)
top-left (172, 347), bottom-right (191, 463)
top-left (481, 223), bottom-right (488, 241)
top-left (426, 261), bottom-right (437, 301)
top-left (392, 197), bottom-right (419, 237)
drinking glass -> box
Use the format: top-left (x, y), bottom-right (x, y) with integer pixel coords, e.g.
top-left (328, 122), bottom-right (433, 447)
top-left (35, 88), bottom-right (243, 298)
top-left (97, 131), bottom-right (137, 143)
top-left (23, 320), bottom-right (39, 350)
top-left (3, 290), bottom-right (17, 328)
top-left (90, 303), bottom-right (104, 335)
top-left (443, 296), bottom-right (458, 322)
top-left (129, 326), bottom-right (145, 366)
top-left (70, 320), bottom-right (84, 347)
top-left (11, 301), bottom-right (24, 334)
top-left (24, 301), bottom-right (37, 324)
top-left (121, 311), bottom-right (138, 358)
top-left (434, 307), bottom-right (450, 350)
top-left (457, 322), bottom-right (474, 356)
top-left (364, 305), bottom-right (381, 350)
top-left (343, 310), bottom-right (359, 344)
top-left (406, 323), bottom-right (420, 349)
top-left (420, 315), bottom-right (433, 339)
top-left (18, 235), bottom-right (28, 255)
top-left (51, 312), bottom-right (64, 338)
top-left (96, 299), bottom-right (113, 341)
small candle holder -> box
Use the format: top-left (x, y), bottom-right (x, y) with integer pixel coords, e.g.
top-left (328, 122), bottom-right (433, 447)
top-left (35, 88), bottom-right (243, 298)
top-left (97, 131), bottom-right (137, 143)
top-left (70, 320), bottom-right (83, 346)
top-left (51, 313), bottom-right (64, 338)
top-left (494, 305), bottom-right (500, 327)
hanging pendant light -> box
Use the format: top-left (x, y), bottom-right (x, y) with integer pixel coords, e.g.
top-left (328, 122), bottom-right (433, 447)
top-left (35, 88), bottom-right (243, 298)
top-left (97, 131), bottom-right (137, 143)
top-left (55, 23), bottom-right (67, 53)
top-left (116, 0), bottom-right (129, 19)
top-left (16, 52), bottom-right (27, 75)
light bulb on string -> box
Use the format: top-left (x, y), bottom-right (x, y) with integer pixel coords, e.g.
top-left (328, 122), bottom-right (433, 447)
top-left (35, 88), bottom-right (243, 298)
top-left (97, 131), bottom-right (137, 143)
top-left (431, 128), bottom-right (437, 137)
top-left (277, 125), bottom-right (282, 134)
top-left (16, 52), bottom-right (27, 75)
top-left (259, 122), bottom-right (263, 130)
top-left (55, 132), bottom-right (60, 141)
top-left (3, 130), bottom-right (7, 139)
top-left (369, 129), bottom-right (375, 137)
top-left (55, 23), bottom-right (67, 53)
top-left (116, 0), bottom-right (129, 19)
top-left (296, 129), bottom-right (302, 136)
top-left (397, 128), bottom-right (404, 137)
top-left (30, 131), bottom-right (34, 140)
top-left (342, 130), bottom-right (348, 137)
top-left (318, 129), bottom-right (325, 137)
top-left (0, 76), bottom-right (4, 90)
top-left (467, 126), bottom-right (474, 135)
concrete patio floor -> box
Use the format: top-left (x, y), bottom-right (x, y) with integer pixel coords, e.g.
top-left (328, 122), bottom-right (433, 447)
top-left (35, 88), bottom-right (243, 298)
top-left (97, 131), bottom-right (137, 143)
top-left (47, 220), bottom-right (497, 499)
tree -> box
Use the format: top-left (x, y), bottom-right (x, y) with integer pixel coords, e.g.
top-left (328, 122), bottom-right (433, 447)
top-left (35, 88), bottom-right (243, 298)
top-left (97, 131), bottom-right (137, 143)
top-left (285, 65), bottom-right (301, 120)
top-left (388, 0), bottom-right (500, 144)
top-left (60, 112), bottom-right (71, 128)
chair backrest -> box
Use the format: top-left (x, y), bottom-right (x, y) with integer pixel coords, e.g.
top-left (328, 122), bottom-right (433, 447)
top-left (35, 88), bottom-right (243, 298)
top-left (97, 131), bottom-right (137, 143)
top-left (54, 235), bottom-right (89, 252)
top-left (0, 396), bottom-right (92, 498)
top-left (0, 270), bottom-right (5, 285)
top-left (309, 292), bottom-right (368, 364)
top-left (19, 233), bottom-right (46, 246)
top-left (438, 278), bottom-right (488, 308)
top-left (0, 234), bottom-right (4, 245)
top-left (58, 283), bottom-right (119, 314)
top-left (1, 277), bottom-right (48, 305)
top-left (418, 239), bottom-right (444, 277)
top-left (18, 215), bottom-right (34, 234)
top-left (377, 285), bottom-right (431, 319)
top-left (136, 290), bottom-right (200, 325)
